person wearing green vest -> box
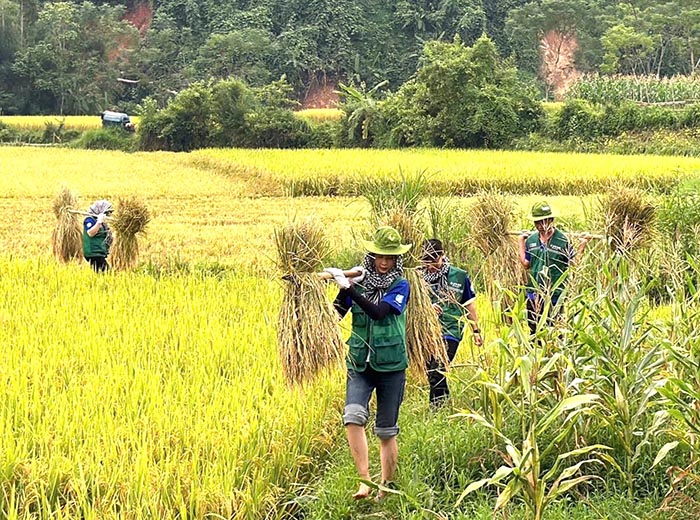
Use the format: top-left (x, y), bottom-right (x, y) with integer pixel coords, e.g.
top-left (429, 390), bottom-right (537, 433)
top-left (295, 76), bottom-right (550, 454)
top-left (422, 239), bottom-right (482, 408)
top-left (82, 199), bottom-right (114, 272)
top-left (518, 201), bottom-right (590, 335)
top-left (325, 226), bottom-right (411, 501)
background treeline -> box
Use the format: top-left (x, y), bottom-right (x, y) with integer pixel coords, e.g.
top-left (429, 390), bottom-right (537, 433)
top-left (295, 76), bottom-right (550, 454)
top-left (7, 34), bottom-right (700, 156)
top-left (2, 0), bottom-right (700, 115)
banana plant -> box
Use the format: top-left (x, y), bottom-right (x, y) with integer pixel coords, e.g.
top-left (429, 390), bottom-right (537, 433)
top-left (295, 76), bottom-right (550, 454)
top-left (336, 80), bottom-right (389, 144)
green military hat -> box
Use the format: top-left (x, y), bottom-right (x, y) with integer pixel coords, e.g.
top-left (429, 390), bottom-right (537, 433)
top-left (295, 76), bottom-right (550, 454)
top-left (362, 226), bottom-right (412, 255)
top-left (530, 201), bottom-right (556, 222)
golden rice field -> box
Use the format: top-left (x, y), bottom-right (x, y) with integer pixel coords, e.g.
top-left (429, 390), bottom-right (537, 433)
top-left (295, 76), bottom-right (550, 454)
top-left (0, 260), bottom-right (344, 518)
top-left (0, 115), bottom-right (141, 132)
top-left (0, 110), bottom-right (334, 131)
top-left (193, 147), bottom-right (700, 196)
top-left (293, 108), bottom-right (343, 122)
top-left (0, 145), bottom-right (676, 518)
top-left (0, 147), bottom-right (599, 267)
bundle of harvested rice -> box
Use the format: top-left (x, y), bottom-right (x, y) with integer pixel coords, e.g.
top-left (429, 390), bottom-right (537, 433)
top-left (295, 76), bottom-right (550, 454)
top-left (383, 209), bottom-right (447, 379)
top-left (110, 196), bottom-right (150, 271)
top-left (468, 191), bottom-right (524, 321)
top-left (599, 187), bottom-right (656, 255)
top-left (51, 187), bottom-right (82, 262)
top-left (276, 219), bottom-right (346, 386)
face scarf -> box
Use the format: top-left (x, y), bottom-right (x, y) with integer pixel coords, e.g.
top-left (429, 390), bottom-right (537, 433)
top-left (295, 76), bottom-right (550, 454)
top-left (359, 253), bottom-right (404, 304)
top-left (423, 256), bottom-right (451, 296)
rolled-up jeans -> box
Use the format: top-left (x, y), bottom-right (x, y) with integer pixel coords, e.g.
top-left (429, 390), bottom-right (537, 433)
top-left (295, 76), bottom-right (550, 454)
top-left (343, 367), bottom-right (406, 439)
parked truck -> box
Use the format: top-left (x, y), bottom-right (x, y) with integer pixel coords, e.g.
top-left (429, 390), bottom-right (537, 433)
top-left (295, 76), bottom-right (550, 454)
top-left (101, 110), bottom-right (135, 132)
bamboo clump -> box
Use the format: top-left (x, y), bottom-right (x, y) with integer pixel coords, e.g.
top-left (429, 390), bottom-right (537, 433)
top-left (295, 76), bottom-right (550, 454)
top-left (110, 196), bottom-right (150, 271)
top-left (275, 220), bottom-right (345, 386)
top-left (51, 187), bottom-right (83, 262)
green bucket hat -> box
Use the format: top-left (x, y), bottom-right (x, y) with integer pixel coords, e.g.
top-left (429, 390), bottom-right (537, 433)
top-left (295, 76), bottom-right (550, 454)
top-left (530, 201), bottom-right (556, 222)
top-left (362, 226), bottom-right (412, 255)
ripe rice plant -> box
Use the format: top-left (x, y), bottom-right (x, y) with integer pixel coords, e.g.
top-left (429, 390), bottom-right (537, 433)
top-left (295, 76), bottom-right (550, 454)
top-left (467, 192), bottom-right (523, 322)
top-left (51, 186), bottom-right (83, 262)
top-left (294, 109), bottom-right (343, 122)
top-left (110, 195), bottom-right (151, 271)
top-left (0, 258), bottom-right (343, 518)
top-left (275, 219), bottom-right (345, 386)
top-left (0, 115), bottom-right (141, 132)
top-left (194, 147), bottom-right (700, 197)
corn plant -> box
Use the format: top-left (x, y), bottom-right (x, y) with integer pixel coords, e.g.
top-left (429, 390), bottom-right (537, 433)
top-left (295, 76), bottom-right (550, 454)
top-left (456, 303), bottom-right (608, 520)
top-left (567, 74), bottom-right (700, 104)
top-left (569, 258), bottom-right (668, 498)
top-left (656, 262), bottom-right (700, 506)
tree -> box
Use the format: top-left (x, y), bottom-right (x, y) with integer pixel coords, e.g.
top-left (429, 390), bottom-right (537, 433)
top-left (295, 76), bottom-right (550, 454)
top-left (600, 24), bottom-right (655, 76)
top-left (12, 1), bottom-right (138, 114)
top-left (382, 34), bottom-right (544, 148)
top-left (194, 29), bottom-right (277, 85)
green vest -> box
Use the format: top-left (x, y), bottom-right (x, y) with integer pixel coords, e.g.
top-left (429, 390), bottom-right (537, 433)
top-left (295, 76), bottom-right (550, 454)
top-left (524, 229), bottom-right (572, 298)
top-left (429, 266), bottom-right (469, 340)
top-left (83, 224), bottom-right (109, 258)
top-left (346, 278), bottom-right (409, 372)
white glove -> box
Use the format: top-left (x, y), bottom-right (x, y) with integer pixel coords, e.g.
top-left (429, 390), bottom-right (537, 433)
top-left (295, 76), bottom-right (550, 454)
top-left (349, 265), bottom-right (366, 284)
top-left (96, 213), bottom-right (106, 225)
top-left (324, 267), bottom-right (350, 289)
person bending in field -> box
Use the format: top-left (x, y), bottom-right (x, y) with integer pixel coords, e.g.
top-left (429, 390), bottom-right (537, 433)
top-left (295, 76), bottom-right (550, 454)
top-left (518, 201), bottom-right (590, 335)
top-left (421, 239), bottom-right (482, 408)
top-left (325, 226), bottom-right (411, 501)
top-left (83, 200), bottom-right (114, 272)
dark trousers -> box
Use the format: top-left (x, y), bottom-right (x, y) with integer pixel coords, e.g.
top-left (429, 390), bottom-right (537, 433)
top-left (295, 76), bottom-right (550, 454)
top-left (526, 295), bottom-right (560, 336)
top-left (85, 256), bottom-right (109, 273)
top-left (427, 338), bottom-right (459, 407)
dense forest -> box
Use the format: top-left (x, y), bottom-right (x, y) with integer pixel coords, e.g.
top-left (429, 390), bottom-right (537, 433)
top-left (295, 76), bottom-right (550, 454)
top-left (0, 0), bottom-right (699, 114)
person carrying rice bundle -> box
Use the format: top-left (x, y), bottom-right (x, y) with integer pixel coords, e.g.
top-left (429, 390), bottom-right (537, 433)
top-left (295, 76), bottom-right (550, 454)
top-left (421, 238), bottom-right (482, 409)
top-left (518, 201), bottom-right (590, 335)
top-left (324, 226), bottom-right (411, 501)
top-left (83, 199), bottom-right (114, 272)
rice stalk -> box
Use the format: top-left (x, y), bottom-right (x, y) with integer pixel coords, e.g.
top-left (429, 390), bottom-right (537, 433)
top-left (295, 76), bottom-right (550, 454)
top-left (469, 191), bottom-right (515, 257)
top-left (51, 187), bottom-right (82, 262)
top-left (363, 169), bottom-right (428, 223)
top-left (404, 268), bottom-right (448, 381)
top-left (110, 196), bottom-right (150, 271)
top-left (381, 208), bottom-right (447, 380)
top-left (599, 187), bottom-right (656, 255)
top-left (275, 220), bottom-right (345, 386)
top-left (468, 192), bottom-right (523, 321)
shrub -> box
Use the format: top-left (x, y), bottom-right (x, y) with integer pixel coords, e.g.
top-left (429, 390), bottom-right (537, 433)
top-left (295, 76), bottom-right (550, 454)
top-left (210, 78), bottom-right (255, 146)
top-left (72, 128), bottom-right (136, 151)
top-left (554, 99), bottom-right (602, 140)
top-left (242, 107), bottom-right (311, 148)
top-left (306, 120), bottom-right (342, 148)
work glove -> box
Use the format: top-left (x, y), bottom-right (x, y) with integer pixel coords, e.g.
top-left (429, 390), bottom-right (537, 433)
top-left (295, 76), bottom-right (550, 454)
top-left (348, 265), bottom-right (366, 284)
top-left (96, 213), bottom-right (107, 225)
top-left (324, 267), bottom-right (350, 289)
